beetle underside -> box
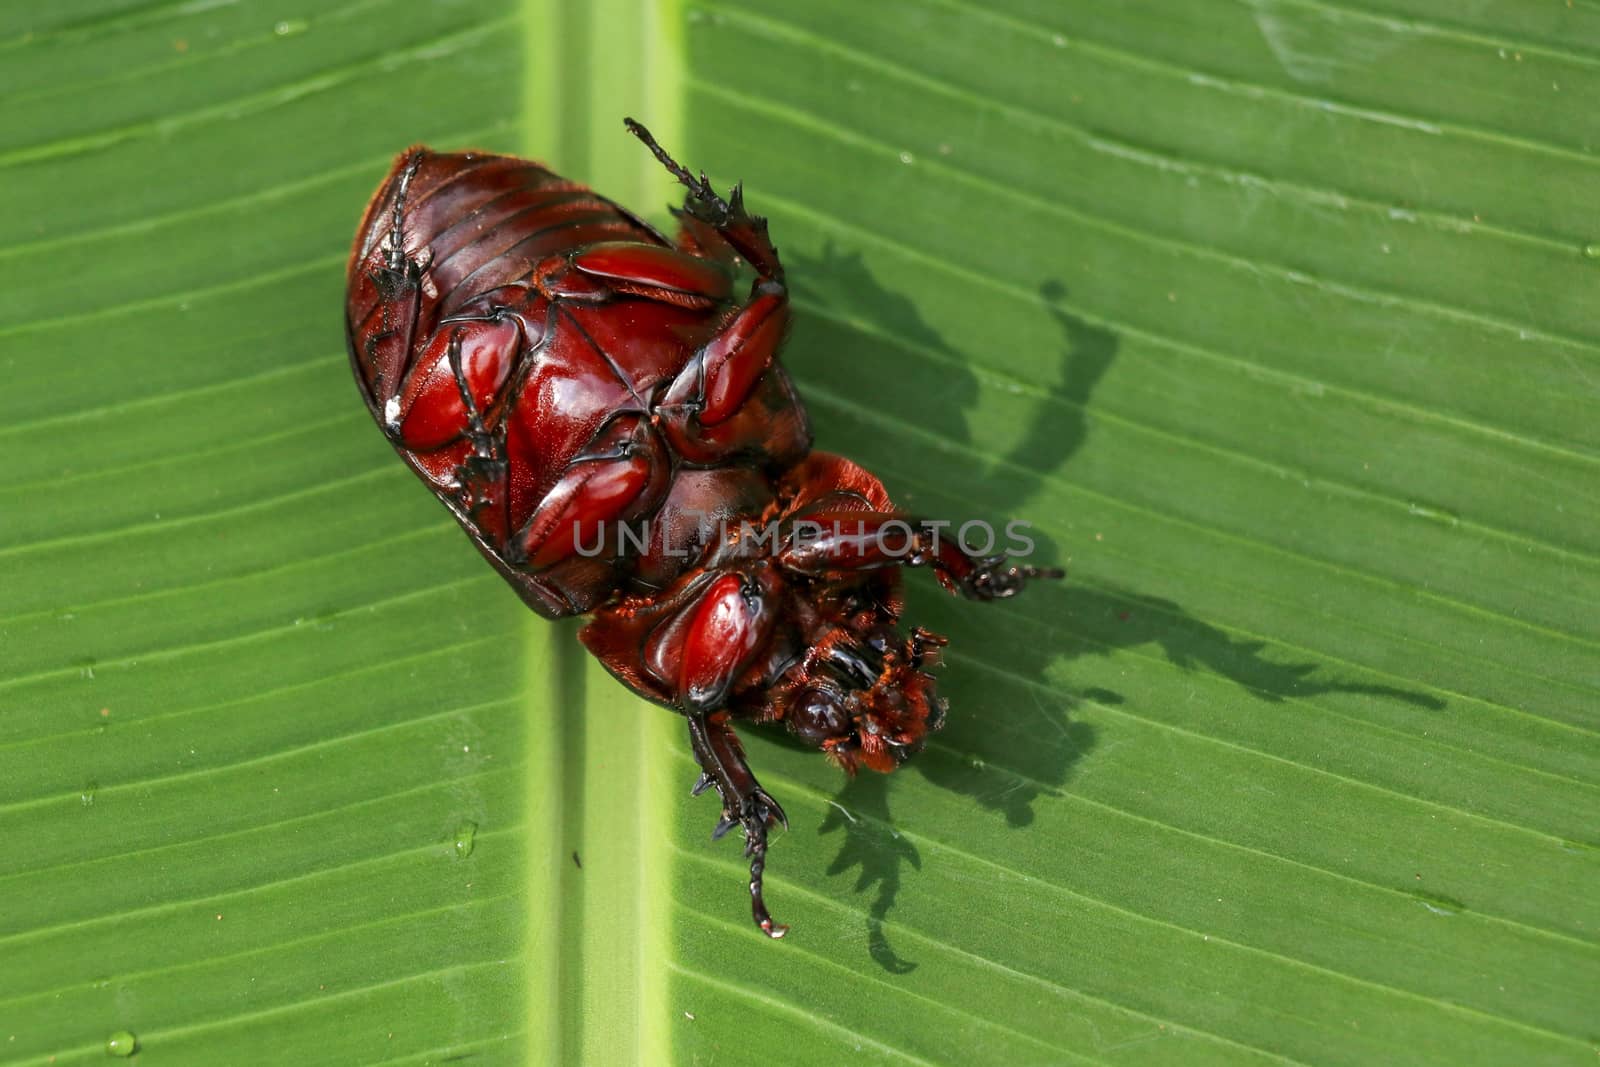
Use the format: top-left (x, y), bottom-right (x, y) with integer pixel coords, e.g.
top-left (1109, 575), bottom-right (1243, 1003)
top-left (345, 119), bottom-right (1061, 937)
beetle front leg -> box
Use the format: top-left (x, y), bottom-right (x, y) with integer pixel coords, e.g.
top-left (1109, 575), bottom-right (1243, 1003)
top-left (672, 566), bottom-right (790, 936)
top-left (687, 712), bottom-right (789, 939)
top-left (776, 510), bottom-right (1064, 600)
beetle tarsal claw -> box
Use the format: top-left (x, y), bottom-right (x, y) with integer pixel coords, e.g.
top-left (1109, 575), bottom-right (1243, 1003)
top-left (751, 786), bottom-right (788, 831)
top-left (963, 556), bottom-right (1066, 600)
top-left (742, 817), bottom-right (786, 939)
top-left (681, 184), bottom-right (732, 229)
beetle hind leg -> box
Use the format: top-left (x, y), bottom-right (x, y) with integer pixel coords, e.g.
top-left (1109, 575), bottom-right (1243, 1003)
top-left (441, 325), bottom-right (511, 535)
top-left (623, 118), bottom-right (808, 464)
top-left (358, 151), bottom-right (433, 403)
top-left (686, 713), bottom-right (789, 938)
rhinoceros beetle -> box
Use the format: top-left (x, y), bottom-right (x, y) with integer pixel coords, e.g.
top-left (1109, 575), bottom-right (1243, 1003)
top-left (344, 119), bottom-right (1060, 937)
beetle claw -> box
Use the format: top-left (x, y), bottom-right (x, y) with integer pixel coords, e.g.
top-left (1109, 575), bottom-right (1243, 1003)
top-left (751, 786), bottom-right (788, 831)
top-left (690, 772), bottom-right (714, 797)
top-left (741, 808), bottom-right (786, 939)
top-left (684, 714), bottom-right (789, 936)
top-left (962, 556), bottom-right (1066, 600)
top-left (728, 790), bottom-right (787, 937)
top-left (684, 188), bottom-right (732, 229)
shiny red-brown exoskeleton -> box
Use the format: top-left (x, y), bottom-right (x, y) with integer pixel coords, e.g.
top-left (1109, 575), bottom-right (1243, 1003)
top-left (344, 120), bottom-right (1060, 937)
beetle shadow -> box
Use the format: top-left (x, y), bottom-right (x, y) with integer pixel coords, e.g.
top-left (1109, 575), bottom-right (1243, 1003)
top-left (1058, 585), bottom-right (1449, 713)
top-left (913, 581), bottom-right (1447, 830)
top-left (812, 576), bottom-right (1444, 972)
top-left (785, 251), bottom-right (1117, 562)
top-left (785, 242), bottom-right (980, 453)
top-left (816, 773), bottom-right (922, 974)
top-left (781, 247), bottom-right (1444, 972)
top-left (785, 247), bottom-right (1115, 970)
top-left (997, 278), bottom-right (1118, 494)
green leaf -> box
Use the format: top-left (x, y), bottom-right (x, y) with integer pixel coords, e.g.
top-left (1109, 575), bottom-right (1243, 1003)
top-left (2, 1), bottom-right (1596, 1065)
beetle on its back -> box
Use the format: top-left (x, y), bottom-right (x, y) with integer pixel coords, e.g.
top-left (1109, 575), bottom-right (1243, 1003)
top-left (344, 119), bottom-right (1059, 937)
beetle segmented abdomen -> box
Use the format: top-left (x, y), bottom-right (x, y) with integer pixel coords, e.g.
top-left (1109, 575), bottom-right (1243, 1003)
top-left (437, 199), bottom-right (647, 316)
top-left (346, 149), bottom-right (664, 372)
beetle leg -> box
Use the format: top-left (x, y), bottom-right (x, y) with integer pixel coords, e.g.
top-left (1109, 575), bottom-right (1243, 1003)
top-left (625, 117), bottom-right (784, 285)
top-left (657, 283), bottom-right (789, 430)
top-left (358, 151), bottom-right (433, 405)
top-left (440, 321), bottom-right (511, 535)
top-left (381, 312), bottom-right (523, 543)
top-left (511, 414), bottom-right (670, 570)
top-left (567, 242), bottom-right (733, 307)
top-left (390, 316), bottom-right (519, 445)
top-left (686, 712), bottom-right (789, 939)
top-left (624, 119), bottom-right (807, 460)
top-left (672, 569), bottom-right (787, 937)
top-left (775, 510), bottom-right (1064, 601)
top-left (674, 568), bottom-right (783, 712)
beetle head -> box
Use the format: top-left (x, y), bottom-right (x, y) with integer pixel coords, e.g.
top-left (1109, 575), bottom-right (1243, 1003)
top-left (781, 624), bottom-right (949, 773)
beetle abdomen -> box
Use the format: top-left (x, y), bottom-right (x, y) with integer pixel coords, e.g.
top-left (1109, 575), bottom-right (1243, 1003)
top-left (347, 150), bottom-right (663, 353)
